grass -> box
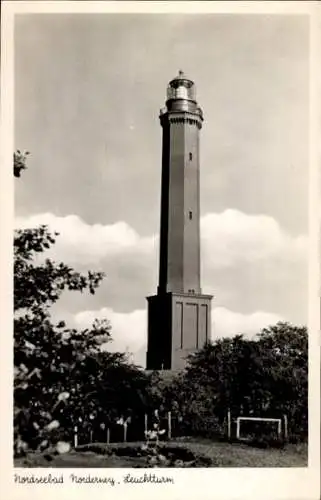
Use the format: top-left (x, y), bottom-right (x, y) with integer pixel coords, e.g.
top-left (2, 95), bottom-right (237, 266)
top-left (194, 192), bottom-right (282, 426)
top-left (15, 438), bottom-right (308, 468)
top-left (171, 438), bottom-right (308, 467)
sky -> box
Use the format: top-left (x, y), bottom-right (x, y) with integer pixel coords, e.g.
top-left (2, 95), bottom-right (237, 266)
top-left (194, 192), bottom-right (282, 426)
top-left (14, 13), bottom-right (309, 366)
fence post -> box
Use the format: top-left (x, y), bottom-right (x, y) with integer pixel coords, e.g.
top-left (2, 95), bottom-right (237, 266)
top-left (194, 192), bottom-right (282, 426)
top-left (168, 411), bottom-right (172, 440)
top-left (90, 430), bottom-right (93, 443)
top-left (227, 409), bottom-right (231, 440)
top-left (107, 428), bottom-right (110, 444)
top-left (236, 418), bottom-right (240, 440)
top-left (123, 423), bottom-right (127, 442)
top-left (144, 413), bottom-right (148, 434)
top-left (283, 414), bottom-right (288, 441)
top-left (74, 426), bottom-right (78, 448)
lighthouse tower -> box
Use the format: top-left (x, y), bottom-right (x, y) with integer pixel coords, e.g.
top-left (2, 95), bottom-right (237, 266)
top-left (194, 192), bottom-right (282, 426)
top-left (146, 71), bottom-right (212, 371)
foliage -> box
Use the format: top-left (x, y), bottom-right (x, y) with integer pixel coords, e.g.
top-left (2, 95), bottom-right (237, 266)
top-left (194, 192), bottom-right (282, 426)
top-left (14, 225), bottom-right (104, 313)
top-left (164, 323), bottom-right (308, 441)
top-left (14, 150), bottom-right (29, 177)
top-left (13, 151), bottom-right (150, 456)
top-left (72, 442), bottom-right (213, 467)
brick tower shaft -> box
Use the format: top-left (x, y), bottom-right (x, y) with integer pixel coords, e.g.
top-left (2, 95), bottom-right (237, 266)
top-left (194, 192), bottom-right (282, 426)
top-left (146, 71), bottom-right (212, 371)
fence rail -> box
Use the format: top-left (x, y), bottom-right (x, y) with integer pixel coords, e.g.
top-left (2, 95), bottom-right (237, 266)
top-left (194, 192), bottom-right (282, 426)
top-left (72, 411), bottom-right (292, 447)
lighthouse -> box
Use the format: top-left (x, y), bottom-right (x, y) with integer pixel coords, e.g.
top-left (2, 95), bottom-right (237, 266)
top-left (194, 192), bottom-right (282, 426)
top-left (146, 71), bottom-right (213, 371)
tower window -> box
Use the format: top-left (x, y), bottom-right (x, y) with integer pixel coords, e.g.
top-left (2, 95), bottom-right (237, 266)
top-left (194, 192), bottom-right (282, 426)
top-left (189, 152), bottom-right (193, 161)
top-left (189, 211), bottom-right (193, 220)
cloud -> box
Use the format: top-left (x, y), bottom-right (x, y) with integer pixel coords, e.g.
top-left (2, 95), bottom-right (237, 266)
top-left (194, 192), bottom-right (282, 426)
top-left (201, 209), bottom-right (306, 269)
top-left (74, 307), bottom-right (146, 358)
top-left (72, 305), bottom-right (284, 367)
top-left (15, 210), bottom-right (307, 324)
top-left (212, 307), bottom-right (283, 339)
top-left (15, 209), bottom-right (306, 268)
top-left (15, 213), bottom-right (157, 264)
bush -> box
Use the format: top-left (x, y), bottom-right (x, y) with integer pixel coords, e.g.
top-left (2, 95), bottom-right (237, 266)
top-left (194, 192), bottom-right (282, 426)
top-left (162, 324), bottom-right (307, 443)
top-left (76, 442), bottom-right (213, 467)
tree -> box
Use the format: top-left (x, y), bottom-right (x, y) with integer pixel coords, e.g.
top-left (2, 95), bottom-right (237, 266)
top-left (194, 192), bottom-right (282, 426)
top-left (14, 152), bottom-right (150, 455)
top-left (14, 150), bottom-right (29, 177)
top-left (256, 322), bottom-right (308, 435)
top-left (164, 322), bottom-right (308, 440)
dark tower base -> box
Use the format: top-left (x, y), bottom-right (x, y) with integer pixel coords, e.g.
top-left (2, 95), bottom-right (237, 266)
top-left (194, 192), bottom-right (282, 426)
top-left (146, 292), bottom-right (212, 371)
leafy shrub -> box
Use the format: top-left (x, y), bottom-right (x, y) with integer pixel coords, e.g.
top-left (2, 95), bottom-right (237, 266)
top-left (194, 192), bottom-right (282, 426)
top-left (76, 442), bottom-right (213, 467)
